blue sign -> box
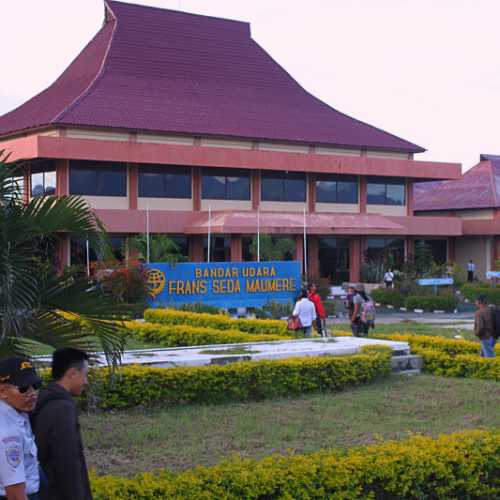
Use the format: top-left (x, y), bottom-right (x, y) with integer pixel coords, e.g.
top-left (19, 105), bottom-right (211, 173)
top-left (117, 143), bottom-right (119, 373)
top-left (145, 261), bottom-right (301, 308)
top-left (418, 278), bottom-right (454, 286)
top-left (486, 271), bottom-right (500, 279)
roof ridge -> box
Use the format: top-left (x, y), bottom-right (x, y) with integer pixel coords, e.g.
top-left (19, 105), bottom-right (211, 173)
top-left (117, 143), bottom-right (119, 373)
top-left (486, 159), bottom-right (499, 207)
top-left (51, 2), bottom-right (117, 124)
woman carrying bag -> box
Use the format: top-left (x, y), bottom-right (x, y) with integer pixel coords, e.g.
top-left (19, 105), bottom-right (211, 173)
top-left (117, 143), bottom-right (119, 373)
top-left (291, 289), bottom-right (316, 337)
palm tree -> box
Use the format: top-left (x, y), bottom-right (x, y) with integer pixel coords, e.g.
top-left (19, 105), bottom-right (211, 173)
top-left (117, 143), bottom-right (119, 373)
top-left (128, 234), bottom-right (187, 263)
top-left (0, 153), bottom-right (125, 362)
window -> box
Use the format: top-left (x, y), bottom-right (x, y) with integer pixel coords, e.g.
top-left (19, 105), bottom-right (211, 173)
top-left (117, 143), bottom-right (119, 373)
top-left (261, 171), bottom-right (306, 202)
top-left (316, 175), bottom-right (358, 203)
top-left (367, 177), bottom-right (405, 205)
top-left (202, 168), bottom-right (250, 200)
top-left (319, 237), bottom-right (350, 284)
top-left (69, 161), bottom-right (127, 197)
top-left (366, 238), bottom-right (405, 266)
top-left (138, 165), bottom-right (191, 198)
top-left (31, 162), bottom-right (56, 197)
top-left (204, 236), bottom-right (231, 262)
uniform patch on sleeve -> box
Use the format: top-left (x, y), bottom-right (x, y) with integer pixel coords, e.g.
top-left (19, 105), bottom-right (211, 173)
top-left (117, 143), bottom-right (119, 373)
top-left (5, 444), bottom-right (22, 468)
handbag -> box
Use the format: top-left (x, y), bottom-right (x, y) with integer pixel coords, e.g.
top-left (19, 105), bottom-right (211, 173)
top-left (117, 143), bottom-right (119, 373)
top-left (287, 315), bottom-right (302, 331)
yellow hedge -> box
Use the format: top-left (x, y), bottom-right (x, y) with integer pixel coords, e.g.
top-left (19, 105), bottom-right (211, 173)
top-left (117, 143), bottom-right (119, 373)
top-left (127, 322), bottom-right (290, 346)
top-left (144, 308), bottom-right (291, 336)
top-left (91, 430), bottom-right (500, 499)
top-left (90, 352), bottom-right (390, 409)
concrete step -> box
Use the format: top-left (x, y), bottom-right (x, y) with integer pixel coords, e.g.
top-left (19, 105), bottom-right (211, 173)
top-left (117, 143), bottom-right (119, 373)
top-left (391, 354), bottom-right (422, 373)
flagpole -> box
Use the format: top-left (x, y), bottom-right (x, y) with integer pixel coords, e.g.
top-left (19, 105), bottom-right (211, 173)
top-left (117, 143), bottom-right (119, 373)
top-left (257, 208), bottom-right (260, 263)
top-left (303, 207), bottom-right (307, 279)
top-left (86, 239), bottom-right (90, 278)
top-left (207, 205), bottom-right (212, 263)
top-left (146, 202), bottom-right (150, 264)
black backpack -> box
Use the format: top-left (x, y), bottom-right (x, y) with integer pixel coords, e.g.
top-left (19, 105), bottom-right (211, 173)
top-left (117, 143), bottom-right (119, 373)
top-left (491, 306), bottom-right (500, 340)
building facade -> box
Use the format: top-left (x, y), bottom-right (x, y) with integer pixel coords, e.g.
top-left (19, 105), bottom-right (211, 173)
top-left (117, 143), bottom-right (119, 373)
top-left (415, 154), bottom-right (500, 280)
top-left (0, 1), bottom-right (461, 283)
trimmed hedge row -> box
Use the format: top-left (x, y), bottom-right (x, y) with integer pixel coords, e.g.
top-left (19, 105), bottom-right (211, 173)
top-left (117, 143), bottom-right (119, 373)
top-left (461, 283), bottom-right (500, 305)
top-left (144, 309), bottom-right (290, 336)
top-left (127, 322), bottom-right (290, 347)
top-left (370, 332), bottom-right (500, 380)
top-left (371, 288), bottom-right (406, 308)
top-left (404, 294), bottom-right (458, 311)
top-left (89, 352), bottom-right (391, 409)
top-left (90, 430), bottom-right (500, 499)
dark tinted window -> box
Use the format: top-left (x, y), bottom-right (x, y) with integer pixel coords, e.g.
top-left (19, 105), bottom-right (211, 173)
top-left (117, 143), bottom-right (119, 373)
top-left (138, 165), bottom-right (191, 198)
top-left (316, 175), bottom-right (358, 203)
top-left (367, 177), bottom-right (405, 205)
top-left (261, 171), bottom-right (306, 202)
top-left (69, 161), bottom-right (127, 196)
top-left (202, 168), bottom-right (250, 200)
top-left (31, 162), bottom-right (56, 197)
top-left (366, 238), bottom-right (405, 266)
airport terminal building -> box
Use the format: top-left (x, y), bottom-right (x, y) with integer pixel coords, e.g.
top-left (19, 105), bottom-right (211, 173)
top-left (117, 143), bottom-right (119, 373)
top-left (0, 1), bottom-right (461, 283)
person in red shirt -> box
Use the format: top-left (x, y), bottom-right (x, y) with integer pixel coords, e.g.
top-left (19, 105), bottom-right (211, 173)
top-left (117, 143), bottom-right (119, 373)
top-left (307, 283), bottom-right (326, 337)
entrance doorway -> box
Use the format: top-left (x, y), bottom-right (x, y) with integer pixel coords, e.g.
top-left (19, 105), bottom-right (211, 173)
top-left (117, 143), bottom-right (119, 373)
top-left (318, 237), bottom-right (350, 284)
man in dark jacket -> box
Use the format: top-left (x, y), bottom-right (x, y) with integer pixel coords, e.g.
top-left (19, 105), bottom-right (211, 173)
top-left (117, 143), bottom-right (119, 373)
top-left (31, 348), bottom-right (92, 500)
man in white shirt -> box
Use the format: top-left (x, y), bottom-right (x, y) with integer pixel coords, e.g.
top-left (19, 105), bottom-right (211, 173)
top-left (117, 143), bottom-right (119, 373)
top-left (292, 289), bottom-right (317, 337)
top-left (383, 269), bottom-right (394, 289)
top-left (467, 260), bottom-right (475, 282)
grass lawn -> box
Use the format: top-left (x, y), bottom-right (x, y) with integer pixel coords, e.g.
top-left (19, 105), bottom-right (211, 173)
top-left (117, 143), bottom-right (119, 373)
top-left (330, 321), bottom-right (477, 341)
top-left (81, 374), bottom-right (500, 477)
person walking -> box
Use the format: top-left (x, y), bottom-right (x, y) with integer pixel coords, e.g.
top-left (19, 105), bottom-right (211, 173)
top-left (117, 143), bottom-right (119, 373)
top-left (307, 283), bottom-right (326, 337)
top-left (31, 349), bottom-right (92, 500)
top-left (474, 295), bottom-right (496, 357)
top-left (350, 284), bottom-right (375, 337)
top-left (467, 260), bottom-right (476, 282)
top-left (383, 269), bottom-right (394, 289)
top-left (0, 357), bottom-right (41, 500)
top-left (292, 289), bottom-right (317, 338)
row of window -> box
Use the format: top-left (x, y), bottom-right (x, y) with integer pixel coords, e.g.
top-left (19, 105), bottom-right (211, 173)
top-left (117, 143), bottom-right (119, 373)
top-left (31, 162), bottom-right (406, 205)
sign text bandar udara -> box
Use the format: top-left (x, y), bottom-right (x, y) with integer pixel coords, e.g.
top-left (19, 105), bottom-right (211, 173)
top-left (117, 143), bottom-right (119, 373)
top-left (145, 261), bottom-right (301, 308)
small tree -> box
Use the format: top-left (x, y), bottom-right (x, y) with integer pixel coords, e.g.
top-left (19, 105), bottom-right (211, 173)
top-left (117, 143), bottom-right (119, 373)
top-left (128, 234), bottom-right (187, 263)
top-left (249, 234), bottom-right (295, 261)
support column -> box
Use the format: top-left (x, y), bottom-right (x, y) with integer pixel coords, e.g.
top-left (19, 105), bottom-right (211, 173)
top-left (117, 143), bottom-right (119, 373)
top-left (189, 235), bottom-right (204, 262)
top-left (23, 164), bottom-right (30, 203)
top-left (57, 235), bottom-right (70, 275)
top-left (359, 177), bottom-right (367, 213)
top-left (406, 179), bottom-right (414, 216)
top-left (192, 168), bottom-right (201, 211)
top-left (349, 237), bottom-right (361, 283)
top-left (405, 237), bottom-right (415, 262)
top-left (56, 159), bottom-right (69, 196)
top-left (128, 164), bottom-right (138, 210)
top-left (307, 236), bottom-right (320, 279)
top-left (251, 170), bottom-right (260, 210)
top-left (308, 173), bottom-right (316, 213)
top-left (230, 235), bottom-right (243, 262)
top-left (447, 237), bottom-right (456, 263)
top-left (295, 235), bottom-right (304, 275)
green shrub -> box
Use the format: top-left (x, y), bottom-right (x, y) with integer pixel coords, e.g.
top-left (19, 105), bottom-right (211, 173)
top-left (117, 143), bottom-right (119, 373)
top-left (91, 353), bottom-right (391, 409)
top-left (173, 303), bottom-right (223, 315)
top-left (254, 301), bottom-right (293, 320)
top-left (461, 283), bottom-right (500, 305)
top-left (91, 430), bottom-right (500, 499)
top-left (144, 308), bottom-right (290, 336)
top-left (371, 288), bottom-right (405, 308)
top-left (323, 299), bottom-right (336, 316)
top-left (404, 294), bottom-right (458, 311)
top-left (127, 322), bottom-right (290, 346)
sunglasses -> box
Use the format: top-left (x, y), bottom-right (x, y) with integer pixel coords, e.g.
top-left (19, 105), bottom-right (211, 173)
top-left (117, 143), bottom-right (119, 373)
top-left (16, 382), bottom-right (42, 394)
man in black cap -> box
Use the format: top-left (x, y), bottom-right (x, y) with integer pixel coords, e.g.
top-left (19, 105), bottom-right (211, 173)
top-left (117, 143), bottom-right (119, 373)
top-left (0, 357), bottom-right (41, 500)
top-left (31, 348), bottom-right (92, 500)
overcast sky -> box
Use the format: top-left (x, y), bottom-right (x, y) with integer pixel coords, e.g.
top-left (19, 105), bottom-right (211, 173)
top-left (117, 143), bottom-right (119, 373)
top-left (2, 0), bottom-right (499, 172)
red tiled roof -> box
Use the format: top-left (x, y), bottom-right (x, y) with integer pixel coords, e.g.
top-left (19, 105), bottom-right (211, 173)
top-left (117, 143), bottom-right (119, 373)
top-left (414, 155), bottom-right (500, 211)
top-left (0, 1), bottom-right (424, 153)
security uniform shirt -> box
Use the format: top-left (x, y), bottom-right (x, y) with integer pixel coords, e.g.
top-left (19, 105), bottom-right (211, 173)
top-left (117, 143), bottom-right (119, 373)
top-left (0, 399), bottom-right (39, 496)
